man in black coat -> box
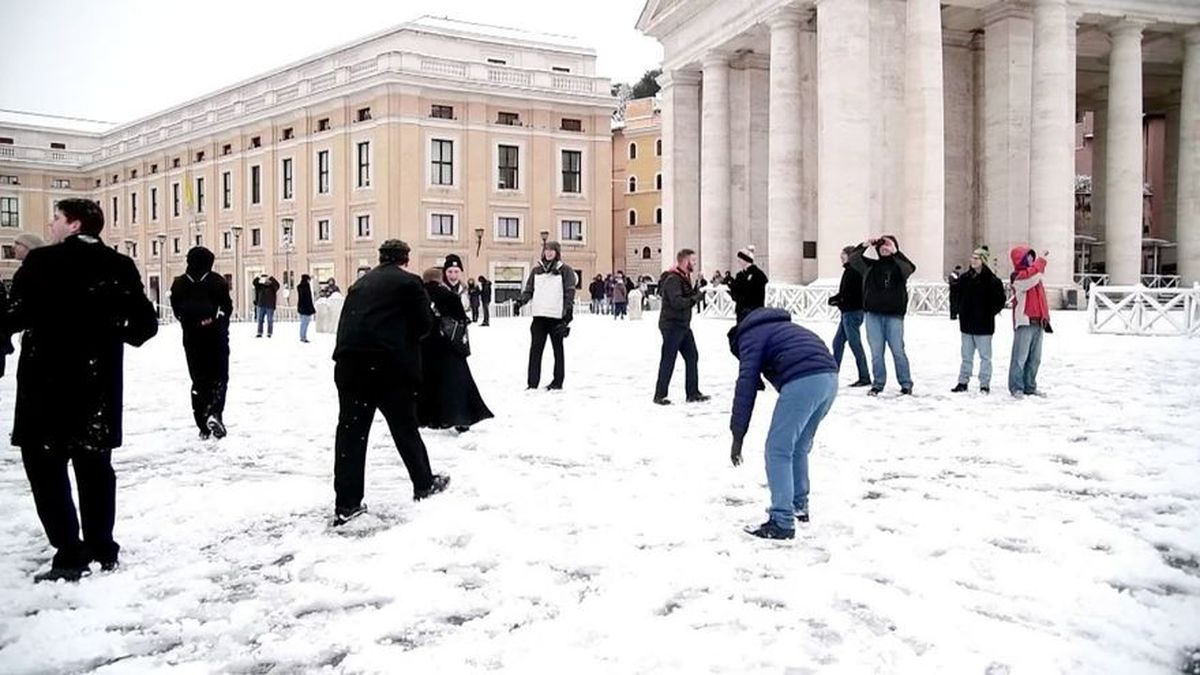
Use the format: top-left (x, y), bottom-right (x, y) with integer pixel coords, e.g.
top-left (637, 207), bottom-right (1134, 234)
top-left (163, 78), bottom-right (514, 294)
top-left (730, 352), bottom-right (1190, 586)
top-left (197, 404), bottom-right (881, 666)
top-left (653, 248), bottom-right (710, 405)
top-left (951, 247), bottom-right (1007, 394)
top-left (729, 245), bottom-right (768, 321)
top-left (514, 241), bottom-right (576, 390)
top-left (170, 247), bottom-right (232, 439)
top-left (848, 235), bottom-right (917, 396)
top-left (477, 275), bottom-right (492, 327)
top-left (6, 198), bottom-right (158, 582)
top-left (828, 245), bottom-right (872, 387)
top-left (296, 274), bottom-right (316, 342)
top-left (331, 239), bottom-right (449, 526)
top-left (252, 274), bottom-right (280, 337)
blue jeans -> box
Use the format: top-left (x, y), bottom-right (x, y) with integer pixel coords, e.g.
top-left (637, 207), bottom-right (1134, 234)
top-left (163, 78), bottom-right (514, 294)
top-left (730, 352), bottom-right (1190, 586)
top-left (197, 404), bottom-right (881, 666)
top-left (1009, 324), bottom-right (1044, 395)
top-left (958, 333), bottom-right (993, 388)
top-left (256, 307), bottom-right (275, 336)
top-left (864, 313), bottom-right (912, 389)
top-left (300, 314), bottom-right (313, 341)
top-left (831, 310), bottom-right (870, 382)
top-left (764, 373), bottom-right (838, 529)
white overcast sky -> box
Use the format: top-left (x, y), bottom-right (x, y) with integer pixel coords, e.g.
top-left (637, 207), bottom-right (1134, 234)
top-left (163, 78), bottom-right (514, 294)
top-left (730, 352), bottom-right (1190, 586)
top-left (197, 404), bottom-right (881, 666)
top-left (0, 0), bottom-right (662, 124)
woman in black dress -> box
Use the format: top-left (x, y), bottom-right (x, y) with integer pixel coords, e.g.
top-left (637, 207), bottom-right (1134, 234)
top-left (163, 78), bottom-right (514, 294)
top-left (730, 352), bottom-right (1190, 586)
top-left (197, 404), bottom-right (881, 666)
top-left (419, 255), bottom-right (493, 432)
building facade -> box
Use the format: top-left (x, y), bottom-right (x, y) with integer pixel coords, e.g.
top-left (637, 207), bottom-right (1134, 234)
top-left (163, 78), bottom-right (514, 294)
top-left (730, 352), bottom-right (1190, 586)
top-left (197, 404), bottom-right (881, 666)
top-left (611, 97), bottom-right (664, 280)
top-left (0, 17), bottom-right (614, 313)
top-left (638, 0), bottom-right (1200, 298)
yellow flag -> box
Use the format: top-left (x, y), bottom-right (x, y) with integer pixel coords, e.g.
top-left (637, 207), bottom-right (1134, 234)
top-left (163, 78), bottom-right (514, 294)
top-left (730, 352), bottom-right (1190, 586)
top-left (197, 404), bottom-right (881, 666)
top-left (183, 171), bottom-right (195, 216)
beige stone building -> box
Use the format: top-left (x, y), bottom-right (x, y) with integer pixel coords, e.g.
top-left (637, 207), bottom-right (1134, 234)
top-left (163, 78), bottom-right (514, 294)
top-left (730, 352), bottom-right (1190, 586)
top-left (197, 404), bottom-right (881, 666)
top-left (0, 17), bottom-right (614, 313)
top-left (612, 97), bottom-right (664, 281)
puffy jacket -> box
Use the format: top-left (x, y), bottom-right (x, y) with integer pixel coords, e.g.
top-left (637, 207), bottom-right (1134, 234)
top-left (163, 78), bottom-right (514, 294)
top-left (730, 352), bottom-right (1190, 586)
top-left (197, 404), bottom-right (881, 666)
top-left (956, 265), bottom-right (1006, 335)
top-left (1010, 246), bottom-right (1050, 328)
top-left (729, 308), bottom-right (837, 441)
top-left (828, 264), bottom-right (865, 312)
top-left (729, 264), bottom-right (768, 319)
top-left (848, 244), bottom-right (916, 316)
top-left (658, 267), bottom-right (698, 328)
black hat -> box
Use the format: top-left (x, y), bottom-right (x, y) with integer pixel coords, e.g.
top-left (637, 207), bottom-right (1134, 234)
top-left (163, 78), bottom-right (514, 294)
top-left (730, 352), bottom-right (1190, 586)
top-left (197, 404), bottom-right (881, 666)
top-left (443, 253), bottom-right (464, 271)
top-left (379, 239), bottom-right (411, 265)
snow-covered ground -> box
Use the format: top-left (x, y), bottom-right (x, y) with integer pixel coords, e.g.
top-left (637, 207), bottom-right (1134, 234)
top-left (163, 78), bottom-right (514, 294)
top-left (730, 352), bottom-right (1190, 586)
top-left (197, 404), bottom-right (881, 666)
top-left (0, 310), bottom-right (1198, 674)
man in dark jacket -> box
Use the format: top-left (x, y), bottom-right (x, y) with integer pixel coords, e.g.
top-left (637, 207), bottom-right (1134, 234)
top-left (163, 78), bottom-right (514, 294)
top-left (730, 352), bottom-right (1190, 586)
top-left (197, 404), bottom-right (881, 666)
top-left (952, 247), bottom-right (1007, 394)
top-left (296, 274), bottom-right (316, 342)
top-left (588, 275), bottom-right (606, 314)
top-left (477, 275), bottom-right (492, 326)
top-left (7, 198), bottom-right (158, 581)
top-left (729, 245), bottom-right (768, 321)
top-left (849, 235), bottom-right (916, 396)
top-left (252, 274), bottom-right (280, 338)
top-left (828, 245), bottom-right (871, 387)
top-left (331, 239), bottom-right (449, 526)
top-left (514, 241), bottom-right (576, 390)
top-left (170, 247), bottom-right (232, 439)
top-left (728, 308), bottom-right (837, 540)
top-left (653, 248), bottom-right (709, 405)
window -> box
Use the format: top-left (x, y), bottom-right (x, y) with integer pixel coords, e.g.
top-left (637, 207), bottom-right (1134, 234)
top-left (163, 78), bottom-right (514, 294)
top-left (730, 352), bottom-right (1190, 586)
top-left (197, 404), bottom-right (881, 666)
top-left (95, 179), bottom-right (101, 188)
top-left (317, 218), bottom-right (331, 242)
top-left (431, 139), bottom-right (453, 186)
top-left (497, 112), bottom-right (520, 126)
top-left (629, 143), bottom-right (637, 160)
top-left (50, 142), bottom-right (66, 150)
top-left (317, 150), bottom-right (330, 194)
top-left (561, 150), bottom-right (582, 193)
top-left (655, 207), bottom-right (663, 225)
top-left (112, 197), bottom-right (118, 225)
top-left (222, 144), bottom-right (232, 156)
top-left (498, 144), bottom-right (519, 190)
top-left (552, 66), bottom-right (571, 73)
top-left (250, 227), bottom-right (262, 248)
top-left (282, 127), bottom-right (294, 140)
top-left (131, 193), bottom-right (138, 224)
top-left (131, 169), bottom-right (138, 179)
top-left (317, 118), bottom-right (330, 132)
top-left (172, 158), bottom-right (180, 168)
top-left (250, 136), bottom-right (261, 149)
top-left (195, 151), bottom-right (205, 163)
top-left (642, 246), bottom-right (651, 260)
top-left (356, 107), bottom-right (372, 122)
top-left (655, 173), bottom-right (663, 191)
top-left (280, 218), bottom-right (294, 247)
top-left (221, 171), bottom-right (232, 209)
top-left (486, 58), bottom-right (507, 65)
top-left (628, 176), bottom-right (637, 193)
top-left (561, 219), bottom-right (584, 242)
top-left (194, 234), bottom-right (202, 247)
top-left (356, 214), bottom-right (372, 238)
top-left (150, 163), bottom-right (158, 174)
top-left (151, 240), bottom-right (161, 256)
top-left (561, 118), bottom-right (582, 132)
top-left (0, 137), bottom-right (12, 144)
top-left (172, 237), bottom-right (180, 254)
top-left (431, 105), bottom-right (454, 120)
top-left (430, 213), bottom-right (454, 237)
top-left (128, 242), bottom-right (137, 258)
top-left (250, 165), bottom-right (261, 204)
top-left (112, 174), bottom-right (118, 184)
top-left (0, 175), bottom-right (17, 185)
top-left (803, 241), bottom-right (818, 259)
top-left (0, 197), bottom-right (18, 227)
top-left (2, 245), bottom-right (14, 259)
top-left (356, 142), bottom-right (370, 188)
top-left (151, 187), bottom-right (159, 220)
top-left (222, 232), bottom-right (232, 250)
top-left (628, 210), bottom-right (637, 226)
top-left (196, 177), bottom-right (205, 213)
top-left (497, 216), bottom-right (520, 240)
top-left (282, 158), bottom-right (294, 199)
top-left (51, 178), bottom-right (69, 188)
top-left (656, 138), bottom-right (662, 156)
top-left (172, 182), bottom-right (181, 217)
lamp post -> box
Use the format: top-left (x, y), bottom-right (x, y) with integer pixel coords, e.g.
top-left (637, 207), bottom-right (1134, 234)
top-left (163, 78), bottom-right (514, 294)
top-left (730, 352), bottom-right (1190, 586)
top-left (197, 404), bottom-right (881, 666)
top-left (474, 227), bottom-right (484, 257)
top-left (540, 230), bottom-right (549, 246)
top-left (230, 225), bottom-right (243, 318)
top-left (283, 233), bottom-right (295, 303)
top-left (155, 232), bottom-right (167, 319)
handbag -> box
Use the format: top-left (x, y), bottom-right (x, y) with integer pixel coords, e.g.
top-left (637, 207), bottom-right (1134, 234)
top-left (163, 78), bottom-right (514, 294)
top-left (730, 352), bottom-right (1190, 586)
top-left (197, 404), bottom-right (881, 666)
top-left (432, 305), bottom-right (471, 357)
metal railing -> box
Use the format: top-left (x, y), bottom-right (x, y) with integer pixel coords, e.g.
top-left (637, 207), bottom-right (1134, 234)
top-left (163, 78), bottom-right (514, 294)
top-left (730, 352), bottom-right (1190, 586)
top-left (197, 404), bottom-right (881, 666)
top-left (700, 283), bottom-right (952, 320)
top-left (1075, 273), bottom-right (1180, 290)
top-left (1087, 283), bottom-right (1200, 337)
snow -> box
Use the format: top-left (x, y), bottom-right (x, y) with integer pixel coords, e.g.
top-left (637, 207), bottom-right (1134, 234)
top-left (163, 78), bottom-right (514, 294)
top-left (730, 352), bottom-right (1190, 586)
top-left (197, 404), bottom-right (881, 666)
top-left (0, 310), bottom-right (1198, 673)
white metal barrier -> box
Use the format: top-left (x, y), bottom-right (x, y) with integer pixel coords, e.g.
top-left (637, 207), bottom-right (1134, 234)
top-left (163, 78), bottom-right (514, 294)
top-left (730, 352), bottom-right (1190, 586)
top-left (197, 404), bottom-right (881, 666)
top-left (1075, 273), bottom-right (1180, 290)
top-left (701, 283), bottom-right (951, 320)
top-left (1087, 283), bottom-right (1200, 337)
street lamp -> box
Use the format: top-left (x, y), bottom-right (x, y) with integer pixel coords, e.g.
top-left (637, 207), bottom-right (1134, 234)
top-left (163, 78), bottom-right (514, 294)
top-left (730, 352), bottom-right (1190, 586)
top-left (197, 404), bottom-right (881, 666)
top-left (540, 230), bottom-right (549, 245)
top-left (230, 225), bottom-right (243, 318)
top-left (155, 233), bottom-right (167, 319)
top-left (474, 227), bottom-right (484, 256)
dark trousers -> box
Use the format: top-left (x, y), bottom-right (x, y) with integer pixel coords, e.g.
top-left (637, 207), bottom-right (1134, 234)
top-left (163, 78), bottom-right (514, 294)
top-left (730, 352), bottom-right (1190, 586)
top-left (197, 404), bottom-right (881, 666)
top-left (470, 304), bottom-right (480, 323)
top-left (528, 317), bottom-right (565, 388)
top-left (333, 357), bottom-right (434, 510)
top-left (654, 324), bottom-right (700, 399)
top-left (183, 331), bottom-right (229, 433)
top-left (22, 445), bottom-right (118, 568)
top-left (481, 302), bottom-right (490, 326)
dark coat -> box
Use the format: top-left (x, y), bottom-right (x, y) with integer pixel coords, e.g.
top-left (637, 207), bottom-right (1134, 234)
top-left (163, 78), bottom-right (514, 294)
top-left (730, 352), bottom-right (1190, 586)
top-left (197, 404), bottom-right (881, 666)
top-left (589, 279), bottom-right (606, 301)
top-left (828, 264), bottom-right (865, 312)
top-left (956, 265), bottom-right (1007, 335)
top-left (729, 308), bottom-right (837, 441)
top-left (296, 280), bottom-right (316, 316)
top-left (658, 268), bottom-right (699, 328)
top-left (333, 264), bottom-right (433, 385)
top-left (848, 244), bottom-right (916, 316)
top-left (468, 285), bottom-right (482, 309)
top-left (729, 264), bottom-right (768, 319)
top-left (253, 276), bottom-right (280, 309)
top-left (170, 247), bottom-right (232, 333)
top-left (479, 279), bottom-right (492, 305)
top-left (7, 234), bottom-right (159, 449)
top-left (0, 281), bottom-right (10, 378)
top-left (419, 281), bottom-right (493, 429)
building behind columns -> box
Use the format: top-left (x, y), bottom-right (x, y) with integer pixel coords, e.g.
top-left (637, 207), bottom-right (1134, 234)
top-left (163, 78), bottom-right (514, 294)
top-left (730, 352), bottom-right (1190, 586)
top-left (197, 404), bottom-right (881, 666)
top-left (612, 97), bottom-right (665, 281)
top-left (637, 0), bottom-right (1200, 299)
top-left (0, 17), bottom-right (614, 314)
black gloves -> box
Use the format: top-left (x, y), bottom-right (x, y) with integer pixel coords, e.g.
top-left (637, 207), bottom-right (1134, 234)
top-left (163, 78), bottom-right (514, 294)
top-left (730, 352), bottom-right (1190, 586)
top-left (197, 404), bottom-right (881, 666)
top-left (731, 437), bottom-right (743, 467)
top-left (552, 322), bottom-right (571, 339)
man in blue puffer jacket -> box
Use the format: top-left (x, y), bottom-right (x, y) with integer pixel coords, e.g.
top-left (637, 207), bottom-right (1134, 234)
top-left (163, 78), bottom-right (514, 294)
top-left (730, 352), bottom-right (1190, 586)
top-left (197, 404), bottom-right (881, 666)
top-left (728, 308), bottom-right (838, 540)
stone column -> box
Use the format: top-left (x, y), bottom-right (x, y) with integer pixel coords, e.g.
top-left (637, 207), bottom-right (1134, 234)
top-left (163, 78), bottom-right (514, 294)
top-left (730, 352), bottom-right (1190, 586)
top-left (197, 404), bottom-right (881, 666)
top-left (816, 0), bottom-right (872, 279)
top-left (767, 8), bottom-right (805, 284)
top-left (1178, 28), bottom-right (1200, 284)
top-left (903, 0), bottom-right (945, 280)
top-left (700, 53), bottom-right (732, 273)
top-left (659, 69), bottom-right (702, 264)
top-left (1028, 0), bottom-right (1076, 288)
top-left (1104, 20), bottom-right (1146, 285)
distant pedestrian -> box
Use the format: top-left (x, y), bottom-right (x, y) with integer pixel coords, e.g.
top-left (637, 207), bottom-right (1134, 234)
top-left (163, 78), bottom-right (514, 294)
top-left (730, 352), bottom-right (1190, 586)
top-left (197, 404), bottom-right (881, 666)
top-left (1008, 246), bottom-right (1051, 398)
top-left (849, 235), bottom-right (916, 396)
top-left (514, 241), bottom-right (576, 390)
top-left (653, 248), bottom-right (709, 405)
top-left (477, 275), bottom-right (492, 326)
top-left (612, 271), bottom-right (629, 319)
top-left (589, 275), bottom-right (606, 314)
top-left (467, 278), bottom-right (482, 323)
top-left (170, 247), bottom-right (232, 438)
top-left (729, 245), bottom-right (768, 321)
top-left (951, 247), bottom-right (1006, 394)
top-left (296, 274), bottom-right (316, 342)
top-left (828, 245), bottom-right (871, 387)
top-left (253, 274), bottom-right (280, 337)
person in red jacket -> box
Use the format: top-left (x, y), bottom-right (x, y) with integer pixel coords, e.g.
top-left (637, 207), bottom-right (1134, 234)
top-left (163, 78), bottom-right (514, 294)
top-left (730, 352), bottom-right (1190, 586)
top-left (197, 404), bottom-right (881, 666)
top-left (1008, 246), bottom-right (1051, 397)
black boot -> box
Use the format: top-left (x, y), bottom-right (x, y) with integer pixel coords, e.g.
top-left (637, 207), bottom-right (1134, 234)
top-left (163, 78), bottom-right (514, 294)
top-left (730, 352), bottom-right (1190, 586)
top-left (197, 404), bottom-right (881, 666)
top-left (951, 383), bottom-right (968, 393)
top-left (414, 474), bottom-right (451, 501)
top-left (743, 520), bottom-right (795, 540)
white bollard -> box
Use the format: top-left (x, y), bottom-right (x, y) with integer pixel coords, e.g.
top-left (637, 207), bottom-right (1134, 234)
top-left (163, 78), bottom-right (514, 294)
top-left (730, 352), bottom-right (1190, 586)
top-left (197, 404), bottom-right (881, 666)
top-left (628, 289), bottom-right (644, 320)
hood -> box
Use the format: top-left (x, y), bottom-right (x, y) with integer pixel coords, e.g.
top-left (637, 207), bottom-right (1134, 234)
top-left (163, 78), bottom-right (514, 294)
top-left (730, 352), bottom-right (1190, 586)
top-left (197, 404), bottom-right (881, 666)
top-left (728, 307), bottom-right (792, 357)
top-left (185, 246), bottom-right (215, 277)
top-left (1010, 246), bottom-right (1033, 270)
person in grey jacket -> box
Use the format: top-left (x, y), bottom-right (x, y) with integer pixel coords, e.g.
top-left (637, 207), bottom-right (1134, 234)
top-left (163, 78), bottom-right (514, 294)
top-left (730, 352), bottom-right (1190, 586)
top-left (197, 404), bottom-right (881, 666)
top-left (514, 241), bottom-right (576, 390)
top-left (653, 248), bottom-right (710, 405)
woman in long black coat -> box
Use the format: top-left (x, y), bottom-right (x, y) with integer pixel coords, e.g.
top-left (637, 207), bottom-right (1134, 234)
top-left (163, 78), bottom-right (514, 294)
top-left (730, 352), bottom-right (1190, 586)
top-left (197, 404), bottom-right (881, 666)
top-left (419, 257), bottom-right (493, 432)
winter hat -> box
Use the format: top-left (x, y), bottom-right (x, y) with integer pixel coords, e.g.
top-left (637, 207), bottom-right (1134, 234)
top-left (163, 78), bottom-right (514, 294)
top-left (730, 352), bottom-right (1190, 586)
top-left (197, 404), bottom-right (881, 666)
top-left (379, 239), bottom-right (411, 265)
top-left (737, 245), bottom-right (756, 264)
top-left (14, 232), bottom-right (45, 251)
top-left (973, 245), bottom-right (991, 267)
top-left (443, 253), bottom-right (464, 271)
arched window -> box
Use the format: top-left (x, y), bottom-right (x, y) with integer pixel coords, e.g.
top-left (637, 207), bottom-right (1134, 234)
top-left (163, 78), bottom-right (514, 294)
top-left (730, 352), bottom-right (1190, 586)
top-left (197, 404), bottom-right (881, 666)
top-left (642, 246), bottom-right (651, 259)
top-left (655, 173), bottom-right (662, 191)
top-left (655, 207), bottom-right (663, 225)
top-left (655, 138), bottom-right (662, 156)
top-left (628, 209), bottom-right (637, 226)
top-left (628, 176), bottom-right (637, 193)
top-left (628, 142), bottom-right (637, 160)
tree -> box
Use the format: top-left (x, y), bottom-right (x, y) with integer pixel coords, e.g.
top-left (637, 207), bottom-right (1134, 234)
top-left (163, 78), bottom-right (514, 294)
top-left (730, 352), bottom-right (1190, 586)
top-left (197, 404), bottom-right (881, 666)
top-left (631, 68), bottom-right (662, 99)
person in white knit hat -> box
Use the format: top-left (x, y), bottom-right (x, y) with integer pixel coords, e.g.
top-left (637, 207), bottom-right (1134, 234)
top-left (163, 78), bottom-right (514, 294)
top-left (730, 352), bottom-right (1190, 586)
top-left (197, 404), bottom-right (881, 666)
top-left (729, 244), bottom-right (768, 322)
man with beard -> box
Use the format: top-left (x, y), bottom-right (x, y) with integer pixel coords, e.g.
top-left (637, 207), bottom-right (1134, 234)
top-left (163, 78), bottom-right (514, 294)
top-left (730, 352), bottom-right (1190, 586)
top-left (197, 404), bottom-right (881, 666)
top-left (514, 241), bottom-right (576, 390)
top-left (169, 247), bottom-right (232, 438)
top-left (653, 248), bottom-right (710, 405)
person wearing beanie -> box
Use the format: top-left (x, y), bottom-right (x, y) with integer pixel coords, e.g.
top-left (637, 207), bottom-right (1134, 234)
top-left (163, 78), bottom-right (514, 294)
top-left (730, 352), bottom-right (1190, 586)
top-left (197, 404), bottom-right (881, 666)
top-left (848, 234), bottom-right (917, 396)
top-left (1008, 245), bottom-right (1051, 397)
top-left (729, 244), bottom-right (769, 322)
top-left (827, 244), bottom-right (871, 387)
top-left (169, 246), bottom-right (233, 439)
top-left (330, 239), bottom-right (450, 526)
top-left (441, 253), bottom-right (470, 315)
top-left (419, 262), bottom-right (493, 433)
top-left (950, 246), bottom-right (1007, 394)
top-left (514, 241), bottom-right (577, 390)
top-left (13, 232), bottom-right (45, 262)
